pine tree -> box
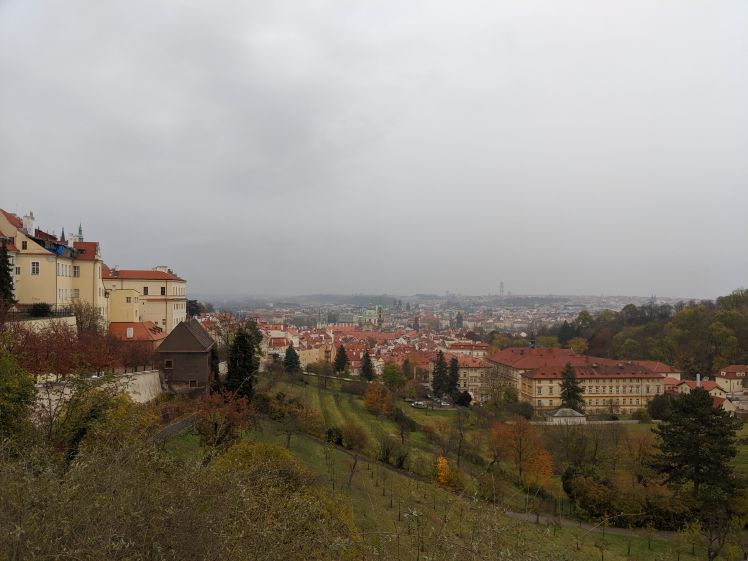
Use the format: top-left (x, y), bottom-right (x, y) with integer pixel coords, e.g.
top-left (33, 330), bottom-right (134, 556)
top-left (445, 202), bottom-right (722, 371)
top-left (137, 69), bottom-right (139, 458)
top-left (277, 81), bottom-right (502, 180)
top-left (360, 350), bottom-right (374, 381)
top-left (653, 388), bottom-right (745, 561)
top-left (401, 358), bottom-right (413, 379)
top-left (560, 362), bottom-right (584, 412)
top-left (225, 327), bottom-right (258, 399)
top-left (333, 344), bottom-right (349, 374)
top-left (447, 356), bottom-right (460, 396)
top-left (653, 388), bottom-right (742, 494)
top-left (0, 241), bottom-right (15, 308)
top-left (432, 350), bottom-right (448, 397)
top-left (283, 345), bottom-right (300, 373)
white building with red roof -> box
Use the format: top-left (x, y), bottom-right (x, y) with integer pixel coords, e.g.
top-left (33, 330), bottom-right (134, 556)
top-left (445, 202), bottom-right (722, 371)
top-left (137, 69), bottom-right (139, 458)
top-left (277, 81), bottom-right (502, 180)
top-left (715, 365), bottom-right (748, 393)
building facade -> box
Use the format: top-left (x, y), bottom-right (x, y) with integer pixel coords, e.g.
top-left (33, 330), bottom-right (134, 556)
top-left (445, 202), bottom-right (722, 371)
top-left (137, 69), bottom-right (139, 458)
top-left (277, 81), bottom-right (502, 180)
top-left (0, 209), bottom-right (108, 321)
top-left (103, 266), bottom-right (187, 333)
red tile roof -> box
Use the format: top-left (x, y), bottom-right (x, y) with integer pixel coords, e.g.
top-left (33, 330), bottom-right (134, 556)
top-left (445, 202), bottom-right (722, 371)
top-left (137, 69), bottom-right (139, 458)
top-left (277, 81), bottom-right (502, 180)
top-left (677, 380), bottom-right (726, 393)
top-left (109, 321), bottom-right (167, 342)
top-left (104, 269), bottom-right (184, 281)
top-left (73, 241), bottom-right (99, 261)
top-left (0, 209), bottom-right (22, 229)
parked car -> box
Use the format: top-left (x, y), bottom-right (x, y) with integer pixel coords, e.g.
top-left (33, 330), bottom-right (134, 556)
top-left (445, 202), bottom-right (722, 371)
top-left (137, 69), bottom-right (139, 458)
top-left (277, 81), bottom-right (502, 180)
top-left (411, 401), bottom-right (427, 409)
top-left (440, 401), bottom-right (450, 407)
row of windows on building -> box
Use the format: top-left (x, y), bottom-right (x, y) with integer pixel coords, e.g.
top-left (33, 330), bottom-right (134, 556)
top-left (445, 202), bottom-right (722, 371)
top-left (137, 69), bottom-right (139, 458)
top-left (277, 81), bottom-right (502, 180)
top-left (536, 384), bottom-right (662, 396)
top-left (537, 398), bottom-right (642, 407)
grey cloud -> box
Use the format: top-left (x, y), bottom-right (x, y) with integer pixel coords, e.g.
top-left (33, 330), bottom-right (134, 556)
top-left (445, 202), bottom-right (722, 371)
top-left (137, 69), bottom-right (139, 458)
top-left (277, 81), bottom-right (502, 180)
top-left (1, 0), bottom-right (746, 298)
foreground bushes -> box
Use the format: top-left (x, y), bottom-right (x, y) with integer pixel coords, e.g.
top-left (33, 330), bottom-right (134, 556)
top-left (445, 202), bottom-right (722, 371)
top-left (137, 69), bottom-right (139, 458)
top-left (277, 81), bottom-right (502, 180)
top-left (0, 405), bottom-right (360, 561)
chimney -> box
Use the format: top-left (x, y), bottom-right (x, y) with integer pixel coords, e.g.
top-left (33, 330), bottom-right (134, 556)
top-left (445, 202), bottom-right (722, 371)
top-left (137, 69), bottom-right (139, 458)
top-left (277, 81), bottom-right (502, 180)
top-left (696, 373), bottom-right (701, 388)
top-left (22, 211), bottom-right (35, 234)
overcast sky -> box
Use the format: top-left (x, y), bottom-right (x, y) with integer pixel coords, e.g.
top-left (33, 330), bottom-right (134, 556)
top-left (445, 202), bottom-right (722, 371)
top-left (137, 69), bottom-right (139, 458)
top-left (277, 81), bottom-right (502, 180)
top-left (1, 1), bottom-right (746, 299)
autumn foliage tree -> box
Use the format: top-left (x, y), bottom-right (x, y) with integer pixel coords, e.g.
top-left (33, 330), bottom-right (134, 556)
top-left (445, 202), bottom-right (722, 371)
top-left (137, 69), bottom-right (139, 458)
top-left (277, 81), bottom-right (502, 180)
top-left (363, 381), bottom-right (393, 417)
top-left (491, 417), bottom-right (552, 488)
top-left (195, 390), bottom-right (254, 461)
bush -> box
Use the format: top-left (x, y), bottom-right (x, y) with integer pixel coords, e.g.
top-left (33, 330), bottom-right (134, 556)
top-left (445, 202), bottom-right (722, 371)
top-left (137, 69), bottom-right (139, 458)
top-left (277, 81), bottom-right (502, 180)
top-left (507, 401), bottom-right (533, 419)
top-left (30, 302), bottom-right (52, 317)
top-left (325, 426), bottom-right (343, 446)
top-left (340, 381), bottom-right (366, 396)
top-left (632, 408), bottom-right (652, 423)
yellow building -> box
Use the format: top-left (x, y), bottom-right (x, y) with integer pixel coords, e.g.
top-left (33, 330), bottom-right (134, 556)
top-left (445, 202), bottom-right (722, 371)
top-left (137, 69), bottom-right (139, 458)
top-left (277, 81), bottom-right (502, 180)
top-left (0, 209), bottom-right (108, 322)
top-left (108, 288), bottom-right (144, 323)
top-left (520, 366), bottom-right (665, 413)
top-left (488, 348), bottom-right (673, 413)
top-left (103, 266), bottom-right (187, 333)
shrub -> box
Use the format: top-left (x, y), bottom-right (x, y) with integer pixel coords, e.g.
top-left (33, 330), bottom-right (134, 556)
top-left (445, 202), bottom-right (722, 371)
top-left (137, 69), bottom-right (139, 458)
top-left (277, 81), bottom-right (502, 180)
top-left (30, 302), bottom-right (52, 317)
top-left (325, 426), bottom-right (343, 446)
top-left (632, 408), bottom-right (652, 423)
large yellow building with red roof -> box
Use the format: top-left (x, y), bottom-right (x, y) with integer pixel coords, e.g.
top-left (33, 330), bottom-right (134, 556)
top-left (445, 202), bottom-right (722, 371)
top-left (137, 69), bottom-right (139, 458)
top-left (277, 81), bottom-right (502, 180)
top-left (488, 347), bottom-right (680, 413)
top-left (0, 208), bottom-right (108, 322)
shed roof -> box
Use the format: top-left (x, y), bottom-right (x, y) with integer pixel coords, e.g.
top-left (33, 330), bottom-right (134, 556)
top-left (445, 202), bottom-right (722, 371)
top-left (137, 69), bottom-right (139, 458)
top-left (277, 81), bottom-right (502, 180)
top-left (158, 319), bottom-right (214, 353)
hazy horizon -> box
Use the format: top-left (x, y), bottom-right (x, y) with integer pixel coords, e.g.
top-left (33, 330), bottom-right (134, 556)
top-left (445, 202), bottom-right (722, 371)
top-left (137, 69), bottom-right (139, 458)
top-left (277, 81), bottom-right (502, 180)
top-left (2, 1), bottom-right (746, 299)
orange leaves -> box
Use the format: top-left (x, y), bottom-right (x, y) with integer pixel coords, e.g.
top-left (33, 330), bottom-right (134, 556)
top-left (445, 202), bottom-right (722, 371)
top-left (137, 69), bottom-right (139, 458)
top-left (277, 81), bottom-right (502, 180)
top-left (363, 382), bottom-right (393, 417)
top-left (491, 416), bottom-right (553, 488)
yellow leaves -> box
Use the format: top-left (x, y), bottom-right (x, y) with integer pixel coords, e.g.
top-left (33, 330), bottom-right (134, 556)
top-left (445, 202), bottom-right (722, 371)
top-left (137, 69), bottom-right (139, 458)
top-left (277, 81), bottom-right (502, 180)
top-left (435, 455), bottom-right (449, 486)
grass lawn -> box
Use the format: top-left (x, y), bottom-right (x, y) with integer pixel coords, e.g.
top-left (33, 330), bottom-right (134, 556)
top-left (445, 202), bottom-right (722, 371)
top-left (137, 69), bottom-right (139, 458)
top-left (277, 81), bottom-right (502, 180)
top-left (163, 421), bottom-right (703, 561)
top-left (735, 423), bottom-right (748, 477)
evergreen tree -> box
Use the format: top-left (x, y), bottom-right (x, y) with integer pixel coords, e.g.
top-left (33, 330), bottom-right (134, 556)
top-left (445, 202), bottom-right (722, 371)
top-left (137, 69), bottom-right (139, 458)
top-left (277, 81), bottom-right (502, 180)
top-left (401, 357), bottom-right (413, 380)
top-left (225, 327), bottom-right (258, 399)
top-left (653, 388), bottom-right (742, 494)
top-left (432, 351), bottom-right (448, 397)
top-left (360, 350), bottom-right (374, 381)
top-left (559, 362), bottom-right (584, 412)
top-left (653, 388), bottom-right (745, 561)
top-left (447, 356), bottom-right (460, 396)
top-left (283, 345), bottom-right (300, 373)
top-left (455, 312), bottom-right (464, 329)
top-left (333, 344), bottom-right (349, 374)
top-left (0, 241), bottom-right (15, 309)
top-left (558, 320), bottom-right (576, 346)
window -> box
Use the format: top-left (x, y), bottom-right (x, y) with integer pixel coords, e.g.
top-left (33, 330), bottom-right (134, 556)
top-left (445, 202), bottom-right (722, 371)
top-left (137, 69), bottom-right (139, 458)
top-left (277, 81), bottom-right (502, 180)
top-left (72, 289), bottom-right (80, 298)
top-left (537, 400), bottom-right (542, 406)
top-left (31, 261), bottom-right (39, 275)
top-left (161, 286), bottom-right (166, 296)
top-left (164, 359), bottom-right (173, 370)
top-left (21, 241), bottom-right (27, 250)
top-left (189, 380), bottom-right (198, 388)
top-left (126, 297), bottom-right (132, 303)
top-left (162, 318), bottom-right (166, 326)
top-left (8, 255), bottom-right (13, 266)
top-left (143, 287), bottom-right (148, 295)
top-left (15, 267), bottom-right (20, 275)
top-left (73, 265), bottom-right (80, 277)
